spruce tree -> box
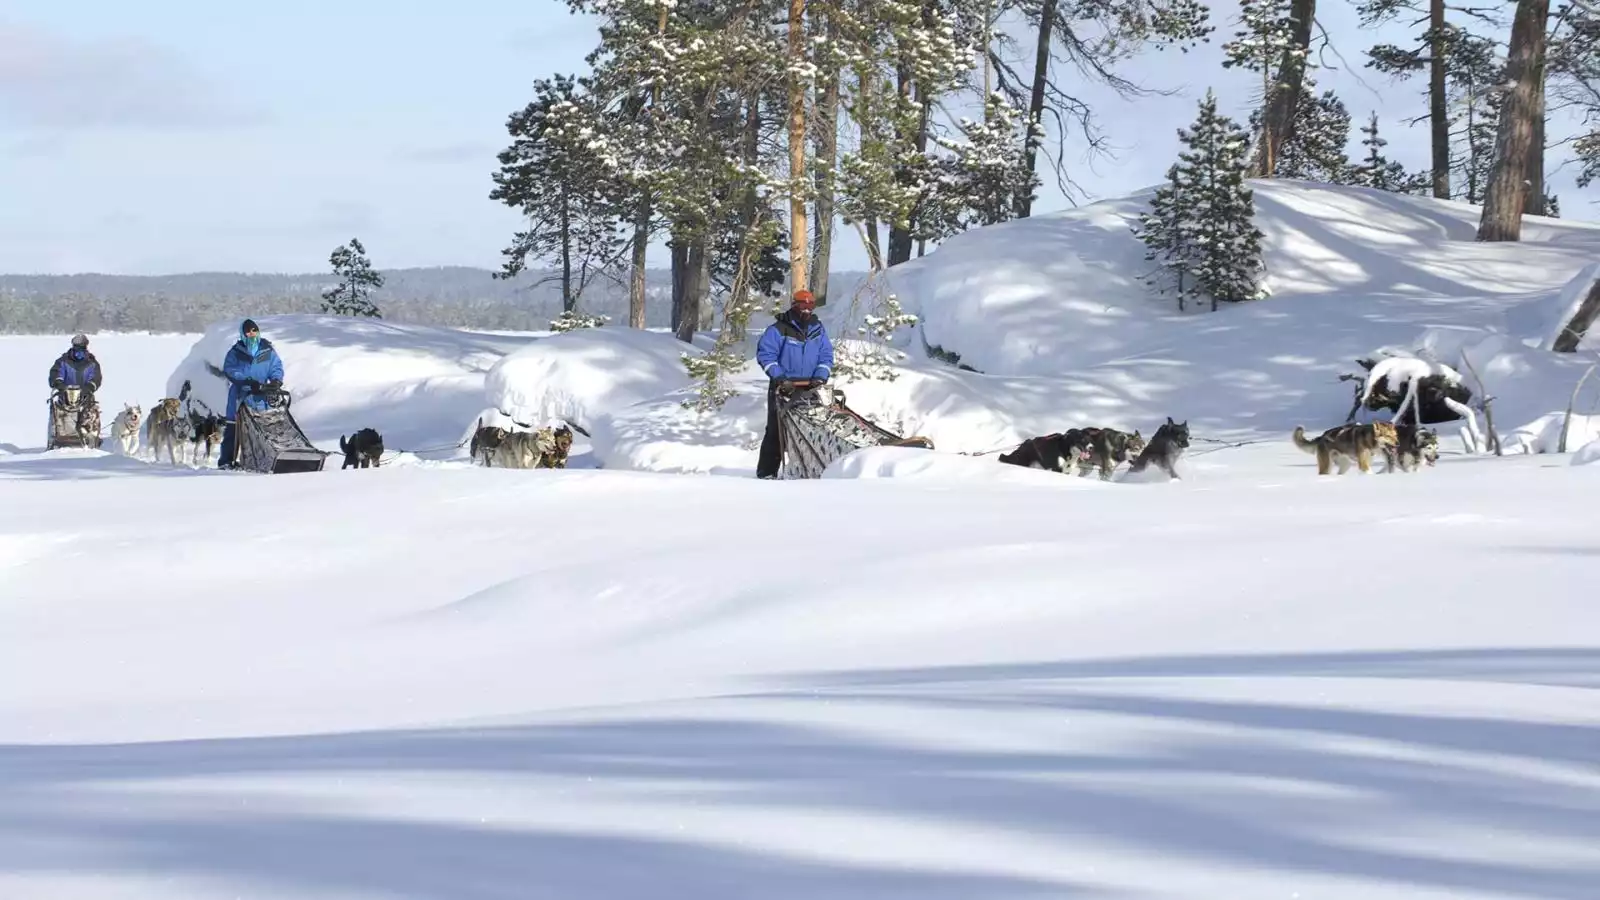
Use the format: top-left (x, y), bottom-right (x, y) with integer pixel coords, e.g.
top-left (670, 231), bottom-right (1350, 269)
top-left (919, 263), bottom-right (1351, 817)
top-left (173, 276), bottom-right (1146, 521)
top-left (1137, 90), bottom-right (1266, 312)
top-left (1133, 162), bottom-right (1202, 311)
top-left (320, 238), bottom-right (383, 318)
top-left (1350, 113), bottom-right (1432, 193)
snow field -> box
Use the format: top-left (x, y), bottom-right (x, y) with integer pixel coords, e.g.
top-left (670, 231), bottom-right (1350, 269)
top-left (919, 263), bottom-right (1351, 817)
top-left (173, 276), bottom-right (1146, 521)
top-left (2, 180), bottom-right (1600, 898)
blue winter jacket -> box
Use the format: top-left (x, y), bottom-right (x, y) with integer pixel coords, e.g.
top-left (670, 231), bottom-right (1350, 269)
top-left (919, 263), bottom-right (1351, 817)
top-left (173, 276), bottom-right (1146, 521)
top-left (49, 350), bottom-right (102, 391)
top-left (756, 311), bottom-right (834, 382)
top-left (223, 333), bottom-right (285, 416)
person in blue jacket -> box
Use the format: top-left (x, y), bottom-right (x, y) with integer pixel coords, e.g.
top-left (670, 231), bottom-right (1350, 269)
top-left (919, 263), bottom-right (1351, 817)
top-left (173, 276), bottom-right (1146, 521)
top-left (48, 333), bottom-right (104, 399)
top-left (217, 318), bottom-right (285, 468)
top-left (754, 289), bottom-right (833, 479)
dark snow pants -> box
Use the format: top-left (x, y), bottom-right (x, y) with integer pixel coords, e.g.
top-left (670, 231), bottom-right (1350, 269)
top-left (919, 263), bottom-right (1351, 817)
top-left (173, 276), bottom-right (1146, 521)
top-left (756, 381), bottom-right (782, 478)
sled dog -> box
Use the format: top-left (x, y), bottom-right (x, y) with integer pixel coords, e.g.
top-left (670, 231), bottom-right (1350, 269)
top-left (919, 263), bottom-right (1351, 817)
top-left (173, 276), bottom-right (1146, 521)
top-left (188, 410), bottom-right (223, 465)
top-left (1126, 417), bottom-right (1191, 480)
top-left (1292, 421), bottom-right (1396, 475)
top-left (340, 428), bottom-right (385, 469)
top-left (1063, 426), bottom-right (1146, 480)
top-left (470, 424), bottom-right (509, 466)
top-left (541, 425), bottom-right (574, 468)
top-left (488, 426), bottom-right (572, 470)
top-left (145, 397), bottom-right (188, 465)
top-left (997, 433), bottom-right (1078, 472)
top-left (1388, 422), bottom-right (1439, 472)
top-left (109, 403), bottom-right (142, 456)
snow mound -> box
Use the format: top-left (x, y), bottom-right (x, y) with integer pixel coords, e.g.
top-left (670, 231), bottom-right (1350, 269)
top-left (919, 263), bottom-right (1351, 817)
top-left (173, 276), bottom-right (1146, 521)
top-left (1572, 437), bottom-right (1600, 466)
top-left (165, 315), bottom-right (537, 454)
top-left (485, 326), bottom-right (700, 432)
top-left (877, 179), bottom-right (1600, 379)
top-left (1499, 411), bottom-right (1600, 455)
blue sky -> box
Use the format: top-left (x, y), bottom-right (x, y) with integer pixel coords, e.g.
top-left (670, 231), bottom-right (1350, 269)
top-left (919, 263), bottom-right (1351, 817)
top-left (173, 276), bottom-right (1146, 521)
top-left (0, 0), bottom-right (1594, 275)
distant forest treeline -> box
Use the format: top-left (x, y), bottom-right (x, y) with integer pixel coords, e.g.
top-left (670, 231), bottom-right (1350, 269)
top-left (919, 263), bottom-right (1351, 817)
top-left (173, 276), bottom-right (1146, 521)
top-left (0, 266), bottom-right (874, 334)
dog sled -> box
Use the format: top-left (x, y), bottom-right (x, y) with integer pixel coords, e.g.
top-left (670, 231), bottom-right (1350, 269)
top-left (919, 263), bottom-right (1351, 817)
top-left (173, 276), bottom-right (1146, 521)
top-left (45, 385), bottom-right (103, 451)
top-left (774, 379), bottom-right (933, 479)
top-left (231, 384), bottom-right (329, 474)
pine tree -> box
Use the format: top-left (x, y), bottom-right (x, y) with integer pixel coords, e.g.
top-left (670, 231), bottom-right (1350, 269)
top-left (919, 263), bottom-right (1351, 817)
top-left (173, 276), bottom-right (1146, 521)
top-left (320, 238), bottom-right (383, 318)
top-left (920, 92), bottom-right (1039, 241)
top-left (1222, 0), bottom-right (1303, 115)
top-left (1349, 113), bottom-right (1433, 193)
top-left (1137, 90), bottom-right (1266, 312)
top-left (490, 73), bottom-right (626, 314)
top-left (1133, 162), bottom-right (1203, 310)
top-left (1249, 80), bottom-right (1353, 182)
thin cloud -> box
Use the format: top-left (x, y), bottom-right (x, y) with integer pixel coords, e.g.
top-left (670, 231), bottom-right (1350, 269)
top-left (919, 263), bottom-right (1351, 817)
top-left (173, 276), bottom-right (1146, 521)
top-left (0, 21), bottom-right (265, 129)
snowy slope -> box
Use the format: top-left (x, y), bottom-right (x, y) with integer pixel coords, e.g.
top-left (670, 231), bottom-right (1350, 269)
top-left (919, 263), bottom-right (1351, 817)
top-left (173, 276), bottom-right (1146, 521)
top-left (576, 182), bottom-right (1600, 473)
top-left (3, 435), bottom-right (1599, 899)
top-left (4, 180), bottom-right (1600, 898)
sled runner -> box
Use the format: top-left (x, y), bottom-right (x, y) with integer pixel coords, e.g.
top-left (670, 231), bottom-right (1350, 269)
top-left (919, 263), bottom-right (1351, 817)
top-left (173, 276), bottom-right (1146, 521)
top-left (45, 385), bottom-right (102, 451)
top-left (232, 385), bottom-right (328, 474)
top-left (774, 379), bottom-right (933, 479)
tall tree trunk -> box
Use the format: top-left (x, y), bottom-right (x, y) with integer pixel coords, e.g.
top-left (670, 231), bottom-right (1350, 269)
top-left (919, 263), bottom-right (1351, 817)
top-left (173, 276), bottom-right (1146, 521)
top-left (887, 59), bottom-right (916, 267)
top-left (1476, 0), bottom-right (1550, 241)
top-left (670, 235), bottom-right (688, 333)
top-left (1428, 0), bottom-right (1450, 199)
top-left (811, 7), bottom-right (839, 306)
top-left (732, 90), bottom-right (764, 318)
top-left (864, 221), bottom-right (882, 269)
top-left (787, 0), bottom-right (809, 295)
top-left (1251, 0), bottom-right (1316, 177)
top-left (628, 195), bottom-right (649, 328)
top-left (559, 182), bottom-right (574, 312)
top-left (676, 239), bottom-right (707, 343)
top-left (1017, 0), bottom-right (1057, 218)
top-left (1524, 95), bottom-right (1546, 215)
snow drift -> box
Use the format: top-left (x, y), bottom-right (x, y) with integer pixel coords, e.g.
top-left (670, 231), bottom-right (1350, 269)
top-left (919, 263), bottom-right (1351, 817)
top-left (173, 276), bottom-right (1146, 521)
top-left (484, 325), bottom-right (700, 433)
top-left (165, 316), bottom-right (539, 455)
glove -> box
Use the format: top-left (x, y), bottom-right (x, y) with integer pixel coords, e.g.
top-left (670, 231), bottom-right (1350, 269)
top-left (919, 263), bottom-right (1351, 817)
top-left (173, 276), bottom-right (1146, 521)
top-left (266, 379), bottom-right (282, 388)
top-left (243, 378), bottom-right (261, 392)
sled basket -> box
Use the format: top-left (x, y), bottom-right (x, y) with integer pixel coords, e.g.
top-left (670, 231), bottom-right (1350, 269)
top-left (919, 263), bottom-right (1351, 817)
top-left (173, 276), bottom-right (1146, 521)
top-left (234, 389), bottom-right (327, 474)
top-left (45, 387), bottom-right (102, 451)
top-left (775, 382), bottom-right (933, 480)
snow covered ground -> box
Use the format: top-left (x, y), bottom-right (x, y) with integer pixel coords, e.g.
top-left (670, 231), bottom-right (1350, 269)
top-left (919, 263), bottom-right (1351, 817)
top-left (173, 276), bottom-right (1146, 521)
top-left (2, 182), bottom-right (1599, 898)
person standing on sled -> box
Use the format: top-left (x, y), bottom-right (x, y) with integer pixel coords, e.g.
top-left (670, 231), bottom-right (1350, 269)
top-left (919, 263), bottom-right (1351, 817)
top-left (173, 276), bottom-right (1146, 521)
top-left (48, 333), bottom-right (103, 399)
top-left (217, 318), bottom-right (285, 469)
top-left (754, 289), bottom-right (834, 479)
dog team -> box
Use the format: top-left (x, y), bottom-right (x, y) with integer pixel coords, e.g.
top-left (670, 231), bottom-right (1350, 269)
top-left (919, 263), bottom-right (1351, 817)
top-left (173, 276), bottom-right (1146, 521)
top-left (996, 413), bottom-right (1439, 480)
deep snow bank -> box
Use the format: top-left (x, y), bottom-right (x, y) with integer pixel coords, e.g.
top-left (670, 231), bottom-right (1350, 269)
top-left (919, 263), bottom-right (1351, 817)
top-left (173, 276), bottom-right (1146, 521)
top-left (877, 180), bottom-right (1600, 379)
top-left (165, 315), bottom-right (538, 454)
top-left (484, 326), bottom-right (700, 432)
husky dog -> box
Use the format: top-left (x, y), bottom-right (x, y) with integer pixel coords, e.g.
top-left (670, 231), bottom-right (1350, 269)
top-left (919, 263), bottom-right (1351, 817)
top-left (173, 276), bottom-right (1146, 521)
top-left (340, 427), bottom-right (385, 469)
top-left (487, 426), bottom-right (573, 470)
top-left (1062, 426), bottom-right (1146, 480)
top-left (487, 429), bottom-right (549, 469)
top-left (1292, 421), bottom-right (1396, 475)
top-left (540, 425), bottom-right (574, 468)
top-left (470, 424), bottom-right (510, 466)
top-left (997, 433), bottom-right (1077, 472)
top-left (188, 410), bottom-right (223, 465)
top-left (145, 397), bottom-right (188, 465)
top-left (1388, 422), bottom-right (1439, 472)
top-left (109, 403), bottom-right (142, 456)
top-left (1126, 417), bottom-right (1190, 479)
